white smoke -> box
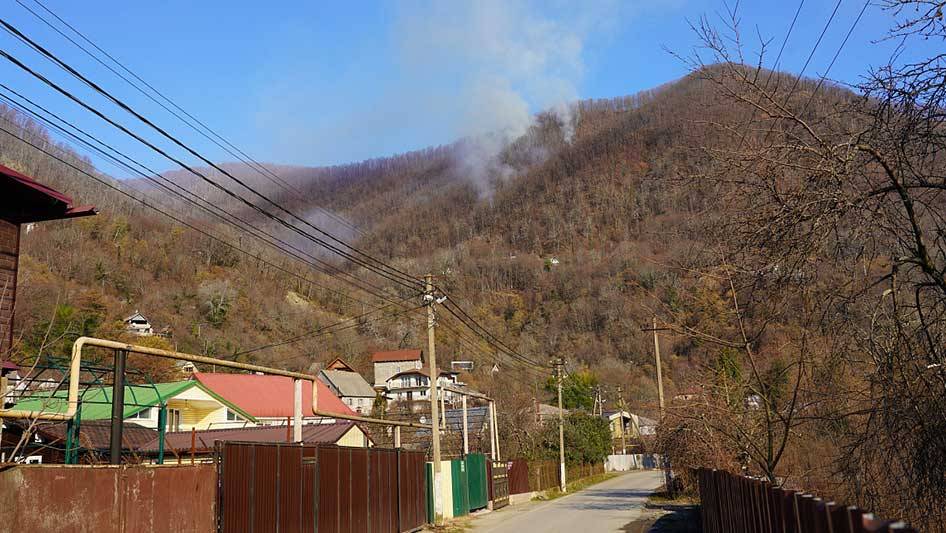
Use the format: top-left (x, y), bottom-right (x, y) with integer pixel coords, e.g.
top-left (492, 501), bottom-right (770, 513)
top-left (398, 0), bottom-right (619, 194)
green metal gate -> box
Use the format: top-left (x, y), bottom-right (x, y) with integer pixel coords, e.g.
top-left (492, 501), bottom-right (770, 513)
top-left (450, 459), bottom-right (470, 517)
top-left (465, 453), bottom-right (489, 511)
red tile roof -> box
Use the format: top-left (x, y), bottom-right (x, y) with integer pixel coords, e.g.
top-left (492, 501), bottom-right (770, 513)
top-left (371, 349), bottom-right (422, 363)
top-left (193, 373), bottom-right (355, 418)
top-left (136, 422), bottom-right (366, 453)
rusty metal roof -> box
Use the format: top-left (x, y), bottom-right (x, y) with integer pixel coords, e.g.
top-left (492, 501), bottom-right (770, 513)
top-left (136, 421), bottom-right (366, 453)
top-left (370, 349), bottom-right (422, 363)
top-left (17, 419), bottom-right (159, 451)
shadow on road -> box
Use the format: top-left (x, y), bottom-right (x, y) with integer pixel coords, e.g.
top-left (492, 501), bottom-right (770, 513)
top-left (561, 489), bottom-right (656, 511)
top-left (620, 504), bottom-right (701, 533)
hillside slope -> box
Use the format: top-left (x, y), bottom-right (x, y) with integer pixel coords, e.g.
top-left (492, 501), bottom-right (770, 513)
top-left (3, 69), bottom-right (789, 414)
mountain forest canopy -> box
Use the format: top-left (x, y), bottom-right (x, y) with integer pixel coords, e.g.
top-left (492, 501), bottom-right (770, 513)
top-left (4, 2), bottom-right (946, 529)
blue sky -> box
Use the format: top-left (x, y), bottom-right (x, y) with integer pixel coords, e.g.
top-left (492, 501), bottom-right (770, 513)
top-left (0, 1), bottom-right (931, 175)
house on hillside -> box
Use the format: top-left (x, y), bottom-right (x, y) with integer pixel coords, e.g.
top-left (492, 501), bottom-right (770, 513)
top-left (451, 361), bottom-right (474, 372)
top-left (123, 311), bottom-right (154, 336)
top-left (536, 403), bottom-right (568, 423)
top-left (602, 410), bottom-right (632, 440)
top-left (0, 164), bottom-right (95, 356)
top-left (325, 358), bottom-right (355, 371)
top-left (385, 367), bottom-right (462, 408)
top-left (136, 421), bottom-right (374, 460)
top-left (372, 349), bottom-right (424, 387)
top-left (12, 381), bottom-right (256, 432)
top-left (631, 414), bottom-right (658, 437)
top-left (193, 372), bottom-right (355, 425)
top-left (318, 358), bottom-right (376, 415)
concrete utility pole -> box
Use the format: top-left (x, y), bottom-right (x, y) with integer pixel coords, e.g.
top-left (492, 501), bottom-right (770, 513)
top-left (554, 357), bottom-right (566, 493)
top-left (617, 385), bottom-right (627, 455)
top-left (293, 379), bottom-right (302, 442)
top-left (462, 394), bottom-right (469, 455)
top-left (642, 316), bottom-right (668, 413)
top-left (425, 273), bottom-right (443, 523)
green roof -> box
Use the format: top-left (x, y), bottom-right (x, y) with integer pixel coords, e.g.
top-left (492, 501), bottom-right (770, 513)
top-left (15, 381), bottom-right (197, 420)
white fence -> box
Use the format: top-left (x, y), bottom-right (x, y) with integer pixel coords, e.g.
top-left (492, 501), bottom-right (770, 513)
top-left (604, 453), bottom-right (661, 472)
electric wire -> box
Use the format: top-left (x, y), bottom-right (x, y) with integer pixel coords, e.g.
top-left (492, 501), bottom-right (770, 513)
top-left (234, 300), bottom-right (426, 359)
top-left (15, 0), bottom-right (363, 237)
top-left (0, 86), bottom-right (400, 305)
top-left (0, 118), bottom-right (375, 307)
top-left (0, 18), bottom-right (421, 292)
top-left (0, 18), bottom-right (550, 381)
top-left (0, 37), bottom-right (419, 294)
top-left (797, 1), bottom-right (869, 116)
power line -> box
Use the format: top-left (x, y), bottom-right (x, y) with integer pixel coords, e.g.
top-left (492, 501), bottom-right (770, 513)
top-left (0, 118), bottom-right (371, 307)
top-left (0, 16), bottom-right (552, 381)
top-left (437, 297), bottom-right (545, 369)
top-left (778, 0), bottom-right (843, 109)
top-left (797, 1), bottom-right (869, 116)
top-left (435, 313), bottom-right (549, 379)
top-left (235, 300), bottom-right (426, 359)
top-left (16, 0), bottom-right (363, 238)
top-left (0, 86), bottom-right (400, 305)
top-left (0, 18), bottom-right (420, 292)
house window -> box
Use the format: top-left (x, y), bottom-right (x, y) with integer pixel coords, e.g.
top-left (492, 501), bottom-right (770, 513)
top-left (128, 407), bottom-right (153, 419)
top-left (226, 409), bottom-right (241, 421)
top-left (167, 409), bottom-right (182, 432)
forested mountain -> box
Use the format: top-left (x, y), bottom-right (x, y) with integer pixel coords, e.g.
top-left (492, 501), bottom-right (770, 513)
top-left (6, 47), bottom-right (945, 527)
top-left (5, 72), bottom-right (716, 404)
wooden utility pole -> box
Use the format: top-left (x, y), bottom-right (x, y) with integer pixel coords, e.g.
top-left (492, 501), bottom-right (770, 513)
top-left (642, 316), bottom-right (668, 413)
top-left (641, 316), bottom-right (672, 490)
top-left (554, 357), bottom-right (566, 493)
top-left (425, 274), bottom-right (443, 523)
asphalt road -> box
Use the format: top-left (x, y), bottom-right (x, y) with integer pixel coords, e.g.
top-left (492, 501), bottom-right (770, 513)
top-left (469, 470), bottom-right (664, 533)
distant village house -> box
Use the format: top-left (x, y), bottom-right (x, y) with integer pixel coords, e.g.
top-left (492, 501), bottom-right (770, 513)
top-left (123, 311), bottom-right (154, 336)
top-left (318, 358), bottom-right (377, 414)
top-left (371, 349), bottom-right (424, 387)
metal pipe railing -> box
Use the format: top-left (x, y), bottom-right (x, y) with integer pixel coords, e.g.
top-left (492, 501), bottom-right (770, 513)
top-left (0, 337), bottom-right (317, 421)
top-left (0, 336), bottom-right (433, 431)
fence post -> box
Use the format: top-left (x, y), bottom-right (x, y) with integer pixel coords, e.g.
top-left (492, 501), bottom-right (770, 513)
top-left (396, 447), bottom-right (402, 531)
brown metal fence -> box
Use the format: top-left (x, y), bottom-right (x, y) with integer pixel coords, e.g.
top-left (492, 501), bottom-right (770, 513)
top-left (698, 468), bottom-right (916, 533)
top-left (505, 459), bottom-right (606, 495)
top-left (508, 459), bottom-right (530, 494)
top-left (0, 464), bottom-right (216, 532)
top-left (216, 441), bottom-right (426, 533)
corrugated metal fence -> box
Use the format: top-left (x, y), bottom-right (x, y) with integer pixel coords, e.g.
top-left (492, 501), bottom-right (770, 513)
top-left (216, 441), bottom-right (426, 533)
top-left (0, 464), bottom-right (216, 532)
top-left (698, 468), bottom-right (916, 533)
top-left (506, 459), bottom-right (606, 495)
